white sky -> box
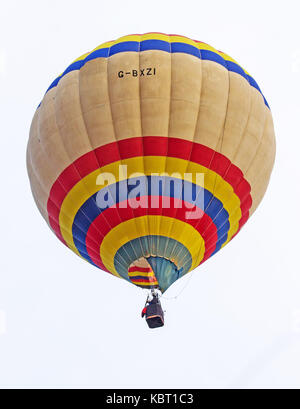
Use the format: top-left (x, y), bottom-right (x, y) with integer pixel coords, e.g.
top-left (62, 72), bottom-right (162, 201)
top-left (0, 0), bottom-right (300, 388)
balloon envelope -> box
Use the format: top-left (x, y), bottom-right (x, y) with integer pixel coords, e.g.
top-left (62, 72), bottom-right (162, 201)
top-left (27, 33), bottom-right (276, 292)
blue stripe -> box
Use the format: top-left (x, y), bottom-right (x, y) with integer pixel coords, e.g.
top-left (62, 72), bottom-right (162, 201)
top-left (71, 176), bottom-right (230, 267)
top-left (171, 42), bottom-right (200, 58)
top-left (140, 39), bottom-right (171, 52)
top-left (248, 75), bottom-right (269, 108)
top-left (200, 49), bottom-right (227, 68)
top-left (225, 60), bottom-right (249, 81)
top-left (62, 60), bottom-right (85, 76)
top-left (128, 275), bottom-right (155, 281)
top-left (85, 47), bottom-right (109, 61)
top-left (46, 76), bottom-right (61, 93)
top-left (38, 39), bottom-right (269, 109)
top-left (109, 41), bottom-right (139, 56)
top-left (248, 75), bottom-right (261, 92)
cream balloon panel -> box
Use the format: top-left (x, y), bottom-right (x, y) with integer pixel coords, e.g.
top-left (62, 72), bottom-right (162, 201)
top-left (28, 49), bottom-right (274, 222)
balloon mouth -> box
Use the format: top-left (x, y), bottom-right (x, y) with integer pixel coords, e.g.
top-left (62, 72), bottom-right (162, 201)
top-left (127, 256), bottom-right (183, 292)
top-left (114, 235), bottom-right (192, 292)
top-left (128, 257), bottom-right (159, 290)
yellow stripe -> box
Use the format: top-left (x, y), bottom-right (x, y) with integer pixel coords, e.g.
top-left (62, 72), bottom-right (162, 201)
top-left (128, 271), bottom-right (155, 277)
top-left (68, 34), bottom-right (252, 80)
top-left (59, 156), bottom-right (241, 258)
top-left (73, 52), bottom-right (91, 63)
top-left (71, 34), bottom-right (239, 68)
top-left (219, 51), bottom-right (239, 64)
top-left (100, 216), bottom-right (205, 277)
top-left (141, 33), bottom-right (170, 42)
top-left (169, 35), bottom-right (198, 47)
top-left (92, 40), bottom-right (115, 51)
top-left (115, 34), bottom-right (141, 43)
top-left (197, 42), bottom-right (221, 54)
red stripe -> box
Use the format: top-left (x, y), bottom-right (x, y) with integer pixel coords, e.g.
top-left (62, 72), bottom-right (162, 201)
top-left (128, 267), bottom-right (153, 273)
top-left (130, 278), bottom-right (158, 284)
top-left (85, 196), bottom-right (218, 270)
top-left (47, 137), bottom-right (252, 247)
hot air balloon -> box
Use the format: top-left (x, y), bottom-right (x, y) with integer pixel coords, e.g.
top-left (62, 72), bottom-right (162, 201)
top-left (27, 33), bottom-right (275, 328)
